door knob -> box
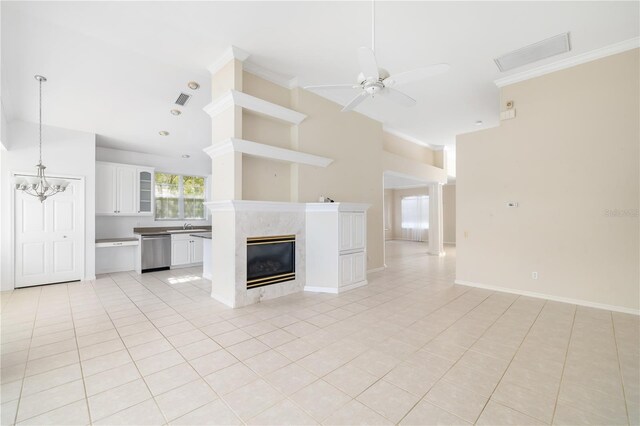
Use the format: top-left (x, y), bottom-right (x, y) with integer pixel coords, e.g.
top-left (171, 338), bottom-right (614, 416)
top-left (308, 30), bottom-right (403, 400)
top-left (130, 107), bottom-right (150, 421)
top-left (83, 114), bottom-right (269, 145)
top-left (63, 235), bottom-right (67, 238)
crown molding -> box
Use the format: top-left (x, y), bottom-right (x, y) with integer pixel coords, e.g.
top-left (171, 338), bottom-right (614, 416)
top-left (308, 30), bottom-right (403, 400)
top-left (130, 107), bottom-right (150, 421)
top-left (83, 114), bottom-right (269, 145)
top-left (203, 89), bottom-right (306, 124)
top-left (203, 137), bottom-right (333, 168)
top-left (243, 61), bottom-right (298, 89)
top-left (383, 126), bottom-right (443, 151)
top-left (494, 37), bottom-right (640, 88)
top-left (207, 46), bottom-right (250, 75)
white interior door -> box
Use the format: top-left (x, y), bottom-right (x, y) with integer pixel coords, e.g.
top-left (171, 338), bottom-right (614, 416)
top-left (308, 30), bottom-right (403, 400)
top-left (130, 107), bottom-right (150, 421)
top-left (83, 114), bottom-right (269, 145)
top-left (15, 179), bottom-right (84, 288)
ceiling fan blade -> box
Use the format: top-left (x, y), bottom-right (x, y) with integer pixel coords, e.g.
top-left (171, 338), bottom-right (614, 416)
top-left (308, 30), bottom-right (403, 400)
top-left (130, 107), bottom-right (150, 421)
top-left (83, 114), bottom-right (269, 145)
top-left (304, 84), bottom-right (359, 91)
top-left (380, 88), bottom-right (416, 107)
top-left (341, 91), bottom-right (369, 112)
top-left (383, 63), bottom-right (450, 87)
top-left (357, 47), bottom-right (379, 81)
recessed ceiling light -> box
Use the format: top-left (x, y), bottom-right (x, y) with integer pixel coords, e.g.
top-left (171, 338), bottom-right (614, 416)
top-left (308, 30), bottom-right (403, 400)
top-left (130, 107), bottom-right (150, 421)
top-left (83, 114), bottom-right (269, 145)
top-left (170, 109), bottom-right (182, 116)
top-left (159, 130), bottom-right (170, 136)
top-left (475, 121), bottom-right (483, 126)
top-left (187, 81), bottom-right (200, 90)
top-left (182, 154), bottom-right (190, 159)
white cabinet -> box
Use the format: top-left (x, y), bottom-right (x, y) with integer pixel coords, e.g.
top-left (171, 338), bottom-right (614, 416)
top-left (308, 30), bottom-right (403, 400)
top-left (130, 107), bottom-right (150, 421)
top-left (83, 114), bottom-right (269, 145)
top-left (306, 203), bottom-right (370, 293)
top-left (96, 162), bottom-right (155, 216)
top-left (137, 168), bottom-right (154, 215)
top-left (171, 234), bottom-right (204, 267)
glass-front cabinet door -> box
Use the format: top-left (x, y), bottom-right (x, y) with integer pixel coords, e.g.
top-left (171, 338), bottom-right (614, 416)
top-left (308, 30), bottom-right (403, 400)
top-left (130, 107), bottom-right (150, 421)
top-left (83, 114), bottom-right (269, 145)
top-left (137, 168), bottom-right (154, 214)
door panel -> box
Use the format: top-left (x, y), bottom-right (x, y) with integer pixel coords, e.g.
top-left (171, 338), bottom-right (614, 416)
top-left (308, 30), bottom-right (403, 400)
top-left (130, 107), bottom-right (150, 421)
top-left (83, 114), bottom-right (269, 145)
top-left (53, 241), bottom-right (75, 272)
top-left (191, 239), bottom-right (203, 264)
top-left (339, 213), bottom-right (352, 251)
top-left (351, 213), bottom-right (365, 250)
top-left (15, 179), bottom-right (84, 288)
top-left (53, 199), bottom-right (75, 232)
top-left (96, 163), bottom-right (116, 214)
top-left (339, 254), bottom-right (352, 285)
top-left (171, 240), bottom-right (191, 266)
top-left (22, 198), bottom-right (45, 233)
top-left (21, 242), bottom-right (46, 276)
top-left (117, 167), bottom-right (137, 215)
top-left (352, 252), bottom-right (366, 283)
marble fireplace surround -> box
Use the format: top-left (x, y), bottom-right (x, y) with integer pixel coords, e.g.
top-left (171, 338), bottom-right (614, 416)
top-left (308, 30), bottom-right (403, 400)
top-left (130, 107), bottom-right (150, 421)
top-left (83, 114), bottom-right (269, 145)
top-left (204, 200), bottom-right (307, 308)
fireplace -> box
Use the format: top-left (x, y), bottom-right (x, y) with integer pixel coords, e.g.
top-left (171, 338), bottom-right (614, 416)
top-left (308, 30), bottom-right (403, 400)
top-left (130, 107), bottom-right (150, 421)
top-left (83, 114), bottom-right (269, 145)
top-left (246, 235), bottom-right (295, 289)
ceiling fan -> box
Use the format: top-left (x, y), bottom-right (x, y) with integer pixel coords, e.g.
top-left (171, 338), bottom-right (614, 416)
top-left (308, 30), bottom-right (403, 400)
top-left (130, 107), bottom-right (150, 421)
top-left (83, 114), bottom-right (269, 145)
top-left (304, 2), bottom-right (450, 112)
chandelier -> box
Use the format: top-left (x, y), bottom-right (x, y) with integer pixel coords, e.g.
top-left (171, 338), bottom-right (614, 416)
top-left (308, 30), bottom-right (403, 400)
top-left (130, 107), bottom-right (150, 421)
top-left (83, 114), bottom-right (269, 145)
top-left (15, 75), bottom-right (69, 202)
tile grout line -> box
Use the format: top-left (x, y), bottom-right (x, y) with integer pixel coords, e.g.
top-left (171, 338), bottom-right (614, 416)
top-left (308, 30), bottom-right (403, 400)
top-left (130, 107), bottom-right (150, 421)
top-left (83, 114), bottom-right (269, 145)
top-left (396, 291), bottom-right (525, 425)
top-left (548, 304), bottom-right (577, 425)
top-left (106, 272), bottom-right (245, 425)
top-left (609, 311), bottom-right (631, 426)
top-left (472, 298), bottom-right (551, 424)
top-left (11, 286), bottom-right (42, 426)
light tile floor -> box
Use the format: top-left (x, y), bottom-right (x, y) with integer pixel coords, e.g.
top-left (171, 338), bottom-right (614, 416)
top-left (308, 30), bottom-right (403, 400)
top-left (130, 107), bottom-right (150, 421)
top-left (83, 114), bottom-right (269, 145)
top-left (1, 241), bottom-right (638, 425)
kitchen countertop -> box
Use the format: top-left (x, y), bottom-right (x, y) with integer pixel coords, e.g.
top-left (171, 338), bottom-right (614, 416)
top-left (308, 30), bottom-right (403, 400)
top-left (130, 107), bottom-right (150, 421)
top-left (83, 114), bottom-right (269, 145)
top-left (190, 232), bottom-right (212, 239)
top-left (96, 237), bottom-right (138, 243)
top-left (133, 226), bottom-right (212, 236)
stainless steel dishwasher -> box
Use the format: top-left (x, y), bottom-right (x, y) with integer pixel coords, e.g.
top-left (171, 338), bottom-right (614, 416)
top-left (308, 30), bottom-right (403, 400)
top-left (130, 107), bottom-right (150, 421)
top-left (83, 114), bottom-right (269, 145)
top-left (141, 234), bottom-right (171, 272)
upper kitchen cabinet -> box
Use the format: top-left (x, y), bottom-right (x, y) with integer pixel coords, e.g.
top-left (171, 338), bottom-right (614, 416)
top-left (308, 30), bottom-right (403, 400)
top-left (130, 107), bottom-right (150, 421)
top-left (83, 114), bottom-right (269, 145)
top-left (96, 161), bottom-right (155, 216)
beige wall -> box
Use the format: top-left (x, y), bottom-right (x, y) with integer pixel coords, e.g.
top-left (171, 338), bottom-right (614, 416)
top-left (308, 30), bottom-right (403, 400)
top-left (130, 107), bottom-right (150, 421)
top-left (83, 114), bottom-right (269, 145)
top-left (443, 184), bottom-right (456, 244)
top-left (383, 132), bottom-right (435, 165)
top-left (235, 70), bottom-right (448, 271)
top-left (292, 88), bottom-right (385, 270)
top-left (456, 49), bottom-right (639, 312)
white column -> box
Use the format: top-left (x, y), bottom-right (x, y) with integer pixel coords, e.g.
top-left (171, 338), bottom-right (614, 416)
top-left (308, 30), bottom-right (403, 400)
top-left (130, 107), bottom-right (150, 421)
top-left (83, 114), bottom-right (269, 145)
top-left (428, 183), bottom-right (445, 256)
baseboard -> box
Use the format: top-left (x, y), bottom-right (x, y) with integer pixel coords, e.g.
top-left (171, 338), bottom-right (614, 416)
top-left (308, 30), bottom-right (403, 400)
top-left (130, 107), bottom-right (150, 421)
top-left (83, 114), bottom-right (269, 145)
top-left (304, 280), bottom-right (368, 294)
top-left (455, 279), bottom-right (639, 316)
top-left (82, 275), bottom-right (97, 282)
top-left (202, 272), bottom-right (212, 281)
top-left (444, 241), bottom-right (456, 245)
top-left (339, 280), bottom-right (368, 292)
top-left (367, 266), bottom-right (386, 274)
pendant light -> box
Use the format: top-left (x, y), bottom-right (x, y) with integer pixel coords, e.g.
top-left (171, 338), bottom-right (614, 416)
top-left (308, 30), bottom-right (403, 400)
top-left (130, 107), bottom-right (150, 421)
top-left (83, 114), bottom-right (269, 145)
top-left (15, 75), bottom-right (69, 202)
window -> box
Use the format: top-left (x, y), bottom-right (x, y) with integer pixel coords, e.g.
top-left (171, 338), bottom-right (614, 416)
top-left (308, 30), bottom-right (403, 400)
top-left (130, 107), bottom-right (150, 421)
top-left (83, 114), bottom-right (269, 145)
top-left (401, 195), bottom-right (429, 241)
top-left (155, 173), bottom-right (206, 220)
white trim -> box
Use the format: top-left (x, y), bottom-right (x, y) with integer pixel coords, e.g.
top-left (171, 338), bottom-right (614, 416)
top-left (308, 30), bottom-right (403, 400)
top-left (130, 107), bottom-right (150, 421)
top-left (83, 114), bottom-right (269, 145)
top-left (207, 46), bottom-right (249, 75)
top-left (495, 37), bottom-right (640, 88)
top-left (305, 202), bottom-right (371, 213)
top-left (367, 266), bottom-right (386, 274)
top-left (203, 90), bottom-right (306, 125)
top-left (202, 272), bottom-right (212, 281)
top-left (455, 279), bottom-right (639, 316)
top-left (383, 126), bottom-right (443, 151)
top-left (339, 280), bottom-right (368, 292)
top-left (203, 138), bottom-right (333, 168)
top-left (244, 62), bottom-right (298, 89)
top-left (205, 200), bottom-right (306, 213)
top-left (304, 280), bottom-right (368, 294)
top-left (304, 286), bottom-right (338, 294)
top-left (82, 275), bottom-right (96, 282)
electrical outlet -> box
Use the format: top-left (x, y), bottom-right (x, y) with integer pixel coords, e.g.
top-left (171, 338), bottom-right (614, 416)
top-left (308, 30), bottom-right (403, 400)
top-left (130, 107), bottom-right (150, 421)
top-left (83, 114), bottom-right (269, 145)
top-left (532, 272), bottom-right (538, 280)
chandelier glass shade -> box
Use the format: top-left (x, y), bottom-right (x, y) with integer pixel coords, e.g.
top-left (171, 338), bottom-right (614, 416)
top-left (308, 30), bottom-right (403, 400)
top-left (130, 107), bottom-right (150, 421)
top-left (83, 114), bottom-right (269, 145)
top-left (15, 75), bottom-right (69, 202)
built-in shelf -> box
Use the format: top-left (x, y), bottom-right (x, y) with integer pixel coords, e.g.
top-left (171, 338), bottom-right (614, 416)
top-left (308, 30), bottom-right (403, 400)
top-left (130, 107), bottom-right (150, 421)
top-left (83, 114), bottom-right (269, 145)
top-left (203, 89), bottom-right (307, 125)
top-left (203, 138), bottom-right (333, 168)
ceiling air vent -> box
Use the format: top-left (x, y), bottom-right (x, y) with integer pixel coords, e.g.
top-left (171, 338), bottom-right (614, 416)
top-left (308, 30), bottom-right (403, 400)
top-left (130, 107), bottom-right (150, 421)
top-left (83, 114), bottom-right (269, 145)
top-left (175, 92), bottom-right (191, 106)
top-left (494, 33), bottom-right (571, 72)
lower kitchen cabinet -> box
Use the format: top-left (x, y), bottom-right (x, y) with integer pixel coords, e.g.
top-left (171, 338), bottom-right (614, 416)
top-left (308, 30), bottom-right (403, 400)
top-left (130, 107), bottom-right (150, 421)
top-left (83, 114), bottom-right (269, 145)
top-left (171, 234), bottom-right (204, 267)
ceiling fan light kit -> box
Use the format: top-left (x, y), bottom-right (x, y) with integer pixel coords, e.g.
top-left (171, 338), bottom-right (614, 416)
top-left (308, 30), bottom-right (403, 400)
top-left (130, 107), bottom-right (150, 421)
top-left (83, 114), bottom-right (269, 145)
top-left (304, 1), bottom-right (450, 112)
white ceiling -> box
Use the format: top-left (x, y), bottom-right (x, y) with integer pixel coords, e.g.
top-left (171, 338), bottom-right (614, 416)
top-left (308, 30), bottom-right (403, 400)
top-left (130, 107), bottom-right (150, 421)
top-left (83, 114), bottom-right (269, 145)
top-left (2, 2), bottom-right (638, 157)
